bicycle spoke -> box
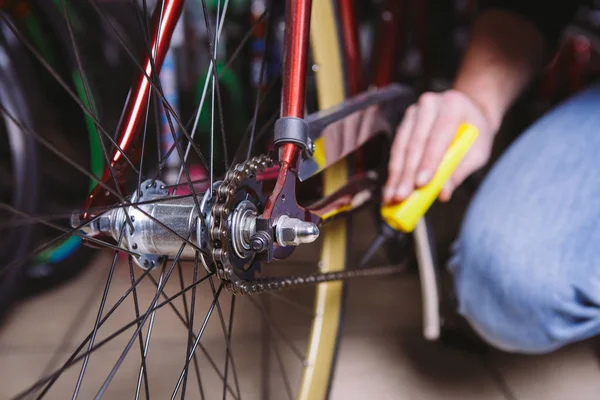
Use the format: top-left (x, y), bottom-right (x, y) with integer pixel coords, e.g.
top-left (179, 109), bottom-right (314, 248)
top-left (207, 278), bottom-right (242, 400)
top-left (0, 13), bottom-right (141, 175)
top-left (129, 257), bottom-right (151, 400)
top-left (0, 102), bottom-right (128, 204)
top-left (264, 291), bottom-right (313, 316)
top-left (21, 271), bottom-right (213, 399)
top-left (175, 0), bottom-right (230, 191)
top-left (72, 228), bottom-right (124, 400)
top-left (146, 272), bottom-right (239, 400)
top-left (231, 83), bottom-right (278, 165)
top-left (200, 0), bottom-right (229, 179)
top-left (84, 2), bottom-right (210, 212)
top-left (260, 297), bottom-right (271, 400)
top-left (176, 260), bottom-right (203, 400)
top-left (38, 275), bottom-right (103, 384)
top-left (129, 0), bottom-right (205, 213)
top-left (157, 1), bottom-right (274, 177)
top-left (94, 243), bottom-right (187, 398)
top-left (171, 283), bottom-right (223, 400)
top-left (0, 193), bottom-right (197, 230)
top-left (213, 0), bottom-right (230, 170)
top-left (222, 294), bottom-right (239, 400)
top-left (130, 10), bottom-right (167, 355)
top-left (59, 0), bottom-right (134, 232)
top-left (141, 7), bottom-right (206, 213)
top-left (132, 0), bottom-right (164, 178)
top-left (210, 46), bottom-right (217, 189)
top-left (0, 202), bottom-right (139, 256)
top-left (248, 297), bottom-right (306, 363)
top-left (85, 0), bottom-right (209, 172)
top-left (132, 0), bottom-right (171, 252)
top-left (246, 0), bottom-right (273, 161)
top-left (272, 338), bottom-right (294, 400)
top-left (135, 262), bottom-right (166, 400)
top-left (22, 268), bottom-right (160, 399)
top-left (187, 254), bottom-right (206, 399)
top-left (159, 98), bottom-right (204, 212)
top-left (220, 7), bottom-right (268, 78)
top-left (0, 213), bottom-right (104, 285)
top-left (0, 105), bottom-right (194, 251)
top-left (153, 91), bottom-right (164, 180)
top-left (135, 72), bottom-right (154, 198)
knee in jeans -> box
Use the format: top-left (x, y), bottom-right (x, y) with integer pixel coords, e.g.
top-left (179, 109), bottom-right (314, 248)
top-left (451, 222), bottom-right (578, 354)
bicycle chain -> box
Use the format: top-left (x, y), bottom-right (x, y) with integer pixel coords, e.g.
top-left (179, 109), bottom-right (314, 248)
top-left (210, 154), bottom-right (405, 295)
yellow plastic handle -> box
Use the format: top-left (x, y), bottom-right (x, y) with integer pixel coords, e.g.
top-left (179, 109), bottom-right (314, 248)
top-left (381, 122), bottom-right (479, 233)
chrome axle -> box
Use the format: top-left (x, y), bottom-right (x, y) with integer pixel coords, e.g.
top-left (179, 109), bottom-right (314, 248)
top-left (73, 180), bottom-right (320, 270)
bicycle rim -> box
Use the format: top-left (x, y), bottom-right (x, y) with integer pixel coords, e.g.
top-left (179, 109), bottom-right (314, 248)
top-left (298, 1), bottom-right (349, 398)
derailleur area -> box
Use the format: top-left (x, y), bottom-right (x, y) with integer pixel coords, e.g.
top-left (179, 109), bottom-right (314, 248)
top-left (73, 154), bottom-right (322, 293)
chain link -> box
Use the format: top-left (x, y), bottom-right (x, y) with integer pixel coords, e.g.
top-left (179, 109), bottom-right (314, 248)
top-left (210, 154), bottom-right (405, 295)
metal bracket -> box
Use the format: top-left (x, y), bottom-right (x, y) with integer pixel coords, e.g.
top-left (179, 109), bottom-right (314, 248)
top-left (273, 117), bottom-right (312, 156)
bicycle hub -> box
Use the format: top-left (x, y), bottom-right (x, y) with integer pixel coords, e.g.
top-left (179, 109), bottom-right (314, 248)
top-left (72, 179), bottom-right (320, 271)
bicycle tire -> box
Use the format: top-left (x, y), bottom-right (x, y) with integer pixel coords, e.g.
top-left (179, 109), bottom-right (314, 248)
top-left (298, 1), bottom-right (350, 398)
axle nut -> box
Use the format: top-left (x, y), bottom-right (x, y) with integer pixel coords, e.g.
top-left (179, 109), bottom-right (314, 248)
top-left (275, 215), bottom-right (320, 247)
top-left (250, 231), bottom-right (271, 253)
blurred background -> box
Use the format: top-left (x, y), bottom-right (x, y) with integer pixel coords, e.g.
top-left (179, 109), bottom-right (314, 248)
top-left (2, 0), bottom-right (600, 398)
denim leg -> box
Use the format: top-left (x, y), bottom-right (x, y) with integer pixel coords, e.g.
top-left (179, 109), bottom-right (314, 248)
top-left (449, 82), bottom-right (600, 354)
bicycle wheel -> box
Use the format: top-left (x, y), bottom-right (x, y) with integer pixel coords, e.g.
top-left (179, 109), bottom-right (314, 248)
top-left (0, 0), bottom-right (140, 298)
top-left (0, 12), bottom-right (40, 318)
top-left (0, 1), bottom-right (402, 398)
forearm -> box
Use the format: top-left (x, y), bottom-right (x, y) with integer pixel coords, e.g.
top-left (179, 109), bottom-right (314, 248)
top-left (453, 10), bottom-right (549, 132)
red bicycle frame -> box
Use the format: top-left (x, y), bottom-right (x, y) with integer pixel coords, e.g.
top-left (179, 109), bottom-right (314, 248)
top-left (84, 0), bottom-right (389, 223)
top-left (85, 0), bottom-right (314, 217)
top-left (254, 0), bottom-right (313, 219)
top-left (85, 0), bottom-right (184, 214)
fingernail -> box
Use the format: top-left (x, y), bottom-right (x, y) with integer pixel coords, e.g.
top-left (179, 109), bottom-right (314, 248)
top-left (416, 171), bottom-right (430, 186)
top-left (397, 184), bottom-right (410, 199)
top-left (383, 187), bottom-right (393, 201)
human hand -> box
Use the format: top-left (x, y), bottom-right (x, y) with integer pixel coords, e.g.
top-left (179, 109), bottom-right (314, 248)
top-left (383, 90), bottom-right (497, 204)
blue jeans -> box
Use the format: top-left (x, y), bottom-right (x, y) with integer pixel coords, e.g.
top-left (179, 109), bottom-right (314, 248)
top-left (449, 82), bottom-right (600, 354)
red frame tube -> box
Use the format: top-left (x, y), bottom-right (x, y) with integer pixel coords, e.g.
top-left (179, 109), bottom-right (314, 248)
top-left (278, 0), bottom-right (312, 168)
top-left (263, 0), bottom-right (312, 219)
top-left (113, 0), bottom-right (184, 164)
top-left (372, 0), bottom-right (404, 88)
top-left (338, 0), bottom-right (363, 95)
top-left (84, 0), bottom-right (184, 213)
top-left (337, 0), bottom-right (365, 172)
top-left (280, 0), bottom-right (312, 119)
